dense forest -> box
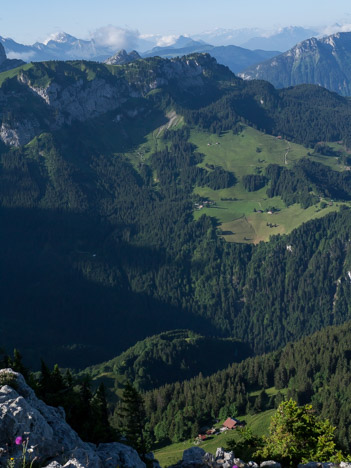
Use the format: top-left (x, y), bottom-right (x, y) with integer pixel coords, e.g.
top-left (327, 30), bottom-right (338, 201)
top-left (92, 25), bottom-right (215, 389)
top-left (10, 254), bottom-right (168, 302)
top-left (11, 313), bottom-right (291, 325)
top-left (82, 330), bottom-right (252, 392)
top-left (2, 56), bottom-right (351, 368)
top-left (142, 321), bottom-right (351, 451)
top-left (2, 54), bottom-right (351, 461)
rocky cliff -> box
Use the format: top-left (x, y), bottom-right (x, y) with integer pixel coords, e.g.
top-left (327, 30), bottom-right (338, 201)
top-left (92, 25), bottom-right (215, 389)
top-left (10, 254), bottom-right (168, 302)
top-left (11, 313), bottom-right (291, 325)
top-left (104, 49), bottom-right (141, 65)
top-left (240, 32), bottom-right (351, 96)
top-left (0, 369), bottom-right (157, 468)
top-left (0, 53), bottom-right (229, 147)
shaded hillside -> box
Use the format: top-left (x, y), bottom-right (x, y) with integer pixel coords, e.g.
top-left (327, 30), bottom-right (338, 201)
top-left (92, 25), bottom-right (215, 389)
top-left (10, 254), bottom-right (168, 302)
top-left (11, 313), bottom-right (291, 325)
top-left (82, 330), bottom-right (252, 391)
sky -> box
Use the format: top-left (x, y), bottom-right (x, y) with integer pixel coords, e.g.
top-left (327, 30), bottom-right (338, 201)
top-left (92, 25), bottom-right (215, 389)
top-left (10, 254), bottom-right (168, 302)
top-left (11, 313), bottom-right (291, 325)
top-left (1, 0), bottom-right (351, 44)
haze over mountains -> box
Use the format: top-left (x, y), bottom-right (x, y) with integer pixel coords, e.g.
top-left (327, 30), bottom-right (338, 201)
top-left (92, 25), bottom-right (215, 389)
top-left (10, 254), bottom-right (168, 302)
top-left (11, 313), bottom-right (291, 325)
top-left (0, 25), bottom-right (323, 63)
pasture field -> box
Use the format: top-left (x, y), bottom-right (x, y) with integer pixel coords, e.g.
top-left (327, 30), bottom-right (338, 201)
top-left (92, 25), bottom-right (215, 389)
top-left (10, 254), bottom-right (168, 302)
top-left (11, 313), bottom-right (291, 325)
top-left (190, 127), bottom-right (349, 243)
top-left (124, 121), bottom-right (350, 243)
top-left (154, 408), bottom-right (275, 467)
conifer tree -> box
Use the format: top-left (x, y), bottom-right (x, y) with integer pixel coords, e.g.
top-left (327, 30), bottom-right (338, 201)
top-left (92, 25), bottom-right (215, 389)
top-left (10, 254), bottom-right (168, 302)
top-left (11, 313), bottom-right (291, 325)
top-left (90, 383), bottom-right (115, 443)
top-left (117, 382), bottom-right (147, 456)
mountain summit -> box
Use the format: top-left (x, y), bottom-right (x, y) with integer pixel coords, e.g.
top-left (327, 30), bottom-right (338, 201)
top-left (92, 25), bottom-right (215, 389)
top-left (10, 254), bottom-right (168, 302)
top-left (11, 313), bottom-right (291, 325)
top-left (240, 31), bottom-right (351, 96)
top-left (104, 49), bottom-right (141, 65)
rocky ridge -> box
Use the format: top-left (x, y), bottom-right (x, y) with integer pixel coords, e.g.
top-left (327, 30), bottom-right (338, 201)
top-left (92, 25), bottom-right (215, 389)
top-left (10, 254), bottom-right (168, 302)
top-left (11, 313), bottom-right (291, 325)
top-left (0, 369), bottom-right (157, 468)
top-left (239, 31), bottom-right (351, 96)
top-left (0, 54), bottom-right (222, 147)
top-left (104, 49), bottom-right (141, 65)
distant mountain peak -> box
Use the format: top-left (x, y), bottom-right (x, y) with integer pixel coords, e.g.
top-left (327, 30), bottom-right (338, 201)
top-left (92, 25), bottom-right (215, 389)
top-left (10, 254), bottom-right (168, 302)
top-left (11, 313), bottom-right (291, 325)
top-left (104, 49), bottom-right (141, 65)
top-left (240, 31), bottom-right (351, 96)
top-left (43, 32), bottom-right (77, 45)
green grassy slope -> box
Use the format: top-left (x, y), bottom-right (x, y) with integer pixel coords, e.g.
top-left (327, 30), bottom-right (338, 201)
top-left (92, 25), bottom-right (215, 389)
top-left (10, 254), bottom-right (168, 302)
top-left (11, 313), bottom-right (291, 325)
top-left (154, 409), bottom-right (275, 467)
top-left (189, 126), bottom-right (350, 242)
top-left (126, 122), bottom-right (350, 244)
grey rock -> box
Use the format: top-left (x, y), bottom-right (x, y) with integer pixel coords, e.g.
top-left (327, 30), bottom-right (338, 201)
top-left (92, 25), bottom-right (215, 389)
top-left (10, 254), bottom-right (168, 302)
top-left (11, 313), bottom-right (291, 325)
top-left (247, 462), bottom-right (259, 468)
top-left (298, 463), bottom-right (320, 468)
top-left (42, 463), bottom-right (63, 468)
top-left (223, 451), bottom-right (234, 461)
top-left (63, 461), bottom-right (86, 468)
top-left (97, 443), bottom-right (146, 468)
top-left (233, 458), bottom-right (246, 467)
top-left (182, 446), bottom-right (207, 466)
top-left (0, 120), bottom-right (39, 147)
top-left (104, 49), bottom-right (141, 65)
top-left (215, 448), bottom-right (225, 459)
top-left (0, 54), bottom-right (213, 146)
top-left (260, 462), bottom-right (281, 468)
top-left (0, 369), bottom-right (147, 468)
top-left (340, 463), bottom-right (351, 468)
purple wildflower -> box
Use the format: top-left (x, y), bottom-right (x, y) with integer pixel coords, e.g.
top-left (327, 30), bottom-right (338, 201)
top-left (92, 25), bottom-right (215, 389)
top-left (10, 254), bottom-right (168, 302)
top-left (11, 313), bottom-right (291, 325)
top-left (15, 436), bottom-right (23, 445)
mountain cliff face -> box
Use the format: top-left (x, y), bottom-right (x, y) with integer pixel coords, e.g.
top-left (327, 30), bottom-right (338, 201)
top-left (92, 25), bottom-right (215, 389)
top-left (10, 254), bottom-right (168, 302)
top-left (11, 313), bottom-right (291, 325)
top-left (240, 32), bottom-right (351, 96)
top-left (0, 54), bottom-right (228, 147)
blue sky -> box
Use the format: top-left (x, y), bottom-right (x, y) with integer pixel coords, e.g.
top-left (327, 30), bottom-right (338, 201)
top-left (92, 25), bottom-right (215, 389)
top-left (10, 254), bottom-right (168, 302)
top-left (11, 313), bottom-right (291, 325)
top-left (1, 0), bottom-right (351, 44)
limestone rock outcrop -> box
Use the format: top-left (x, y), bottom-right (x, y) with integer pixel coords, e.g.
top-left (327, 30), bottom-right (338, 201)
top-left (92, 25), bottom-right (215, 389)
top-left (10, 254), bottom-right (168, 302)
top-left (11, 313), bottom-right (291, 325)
top-left (0, 369), bottom-right (147, 468)
top-left (104, 49), bottom-right (141, 65)
top-left (0, 53), bottom-right (217, 147)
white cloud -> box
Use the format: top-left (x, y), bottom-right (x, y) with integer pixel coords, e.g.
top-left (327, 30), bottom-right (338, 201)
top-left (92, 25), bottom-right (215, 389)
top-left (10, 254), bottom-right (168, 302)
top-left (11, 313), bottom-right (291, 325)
top-left (7, 51), bottom-right (35, 61)
top-left (155, 35), bottom-right (179, 47)
top-left (90, 25), bottom-right (140, 50)
top-left (320, 23), bottom-right (351, 37)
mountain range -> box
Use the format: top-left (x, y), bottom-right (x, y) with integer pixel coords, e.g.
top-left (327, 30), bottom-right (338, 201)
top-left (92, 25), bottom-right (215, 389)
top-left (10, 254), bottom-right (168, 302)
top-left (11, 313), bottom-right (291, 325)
top-left (240, 31), bottom-right (351, 96)
top-left (0, 26), bottom-right (320, 63)
top-left (141, 36), bottom-right (279, 73)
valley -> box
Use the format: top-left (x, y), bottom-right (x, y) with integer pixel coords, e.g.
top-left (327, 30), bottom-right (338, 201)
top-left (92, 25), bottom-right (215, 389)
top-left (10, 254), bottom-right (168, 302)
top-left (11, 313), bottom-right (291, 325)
top-left (2, 50), bottom-right (351, 466)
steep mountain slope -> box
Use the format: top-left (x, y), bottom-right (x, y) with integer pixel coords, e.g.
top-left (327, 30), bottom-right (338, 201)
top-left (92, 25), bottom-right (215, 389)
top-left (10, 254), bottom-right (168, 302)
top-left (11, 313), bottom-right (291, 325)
top-left (2, 55), bottom-right (351, 370)
top-left (240, 32), bottom-right (351, 96)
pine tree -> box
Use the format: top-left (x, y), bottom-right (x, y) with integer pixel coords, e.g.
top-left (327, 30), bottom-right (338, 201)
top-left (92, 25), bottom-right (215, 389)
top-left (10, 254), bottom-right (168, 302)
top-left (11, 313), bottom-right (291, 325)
top-left (117, 382), bottom-right (147, 456)
top-left (90, 383), bottom-right (115, 443)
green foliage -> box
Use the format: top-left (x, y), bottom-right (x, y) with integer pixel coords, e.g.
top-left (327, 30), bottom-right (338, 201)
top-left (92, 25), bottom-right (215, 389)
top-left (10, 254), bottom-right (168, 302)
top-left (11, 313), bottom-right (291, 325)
top-left (116, 382), bottom-right (148, 456)
top-left (0, 371), bottom-right (17, 389)
top-left (255, 400), bottom-right (342, 466)
top-left (226, 427), bottom-right (264, 462)
top-left (83, 330), bottom-right (251, 392)
top-left (242, 174), bottom-right (268, 192)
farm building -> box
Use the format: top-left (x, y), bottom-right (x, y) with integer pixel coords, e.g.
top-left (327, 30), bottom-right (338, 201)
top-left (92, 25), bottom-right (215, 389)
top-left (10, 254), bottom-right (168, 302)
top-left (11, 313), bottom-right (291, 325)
top-left (222, 417), bottom-right (244, 430)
